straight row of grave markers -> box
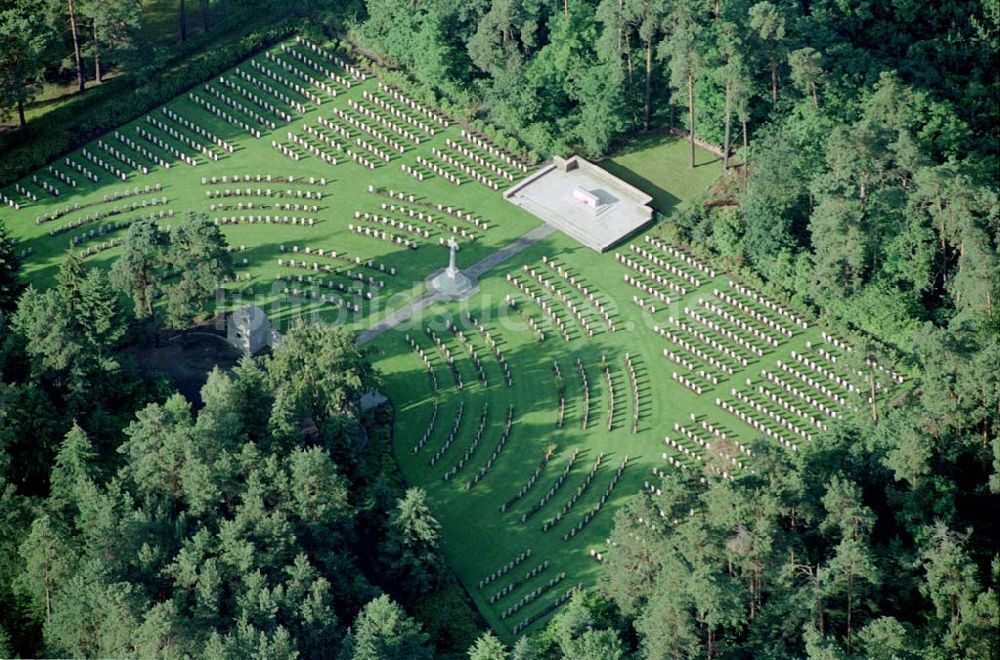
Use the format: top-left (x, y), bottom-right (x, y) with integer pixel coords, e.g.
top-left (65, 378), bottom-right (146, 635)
top-left (2, 40), bottom-right (368, 208)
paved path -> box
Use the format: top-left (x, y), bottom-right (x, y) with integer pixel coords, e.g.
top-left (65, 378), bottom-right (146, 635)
top-left (465, 223), bottom-right (555, 278)
top-left (355, 289), bottom-right (445, 345)
top-left (356, 224), bottom-right (555, 345)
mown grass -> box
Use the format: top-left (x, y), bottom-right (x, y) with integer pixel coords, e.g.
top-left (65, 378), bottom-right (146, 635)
top-left (601, 130), bottom-right (723, 215)
top-left (369, 223), bottom-right (829, 639)
top-left (1, 38), bottom-right (543, 337)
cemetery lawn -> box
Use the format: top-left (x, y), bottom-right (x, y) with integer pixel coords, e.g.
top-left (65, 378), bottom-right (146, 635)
top-left (601, 131), bottom-right (724, 215)
top-left (3, 37), bottom-right (546, 334)
top-left (368, 224), bottom-right (828, 639)
top-left (9, 36), bottom-right (874, 643)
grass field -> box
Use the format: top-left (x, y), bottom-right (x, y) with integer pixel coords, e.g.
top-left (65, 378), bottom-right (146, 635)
top-left (367, 229), bottom-right (839, 639)
top-left (601, 131), bottom-right (723, 215)
top-left (0, 78), bottom-right (108, 132)
top-left (0, 37), bottom-right (895, 642)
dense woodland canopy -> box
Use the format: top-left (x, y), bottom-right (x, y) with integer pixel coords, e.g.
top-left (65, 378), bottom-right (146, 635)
top-left (0, 0), bottom-right (997, 657)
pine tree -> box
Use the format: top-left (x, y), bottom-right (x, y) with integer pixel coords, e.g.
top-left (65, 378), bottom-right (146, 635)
top-left (748, 1), bottom-right (786, 103)
top-left (56, 252), bottom-right (86, 314)
top-left (77, 268), bottom-right (125, 360)
top-left (379, 487), bottom-right (442, 599)
top-left (12, 286), bottom-right (79, 373)
top-left (553, 591), bottom-right (627, 660)
top-left (467, 631), bottom-right (507, 660)
top-left (339, 594), bottom-right (432, 660)
top-left (819, 477), bottom-right (880, 650)
top-left (230, 356), bottom-right (275, 444)
top-left (509, 636), bottom-right (537, 660)
top-left (788, 47), bottom-right (822, 107)
top-left (49, 422), bottom-right (96, 509)
top-left (918, 522), bottom-right (997, 655)
top-left (663, 1), bottom-right (703, 168)
top-left (15, 515), bottom-right (75, 629)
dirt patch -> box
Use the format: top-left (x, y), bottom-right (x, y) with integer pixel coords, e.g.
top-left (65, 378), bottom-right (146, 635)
top-left (124, 331), bottom-right (242, 407)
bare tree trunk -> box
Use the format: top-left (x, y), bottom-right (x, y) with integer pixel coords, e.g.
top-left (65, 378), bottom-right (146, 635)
top-left (44, 564), bottom-right (51, 627)
top-left (742, 119), bottom-right (749, 178)
top-left (621, 0), bottom-right (633, 84)
top-left (847, 569), bottom-right (854, 650)
top-left (625, 33), bottom-right (634, 84)
top-left (617, 4), bottom-right (626, 82)
top-left (811, 83), bottom-right (818, 107)
top-left (770, 54), bottom-right (778, 102)
top-left (17, 98), bottom-right (26, 127)
top-left (644, 39), bottom-right (652, 129)
top-left (869, 373), bottom-right (878, 424)
top-left (201, 0), bottom-right (209, 32)
top-left (818, 590), bottom-right (824, 633)
top-left (723, 80), bottom-right (732, 172)
top-left (814, 567), bottom-right (824, 634)
top-left (179, 0), bottom-right (187, 42)
top-left (93, 21), bottom-right (101, 83)
top-left (68, 0), bottom-right (85, 92)
top-left (688, 72), bottom-right (695, 168)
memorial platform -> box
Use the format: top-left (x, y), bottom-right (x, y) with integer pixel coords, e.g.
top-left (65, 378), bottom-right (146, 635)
top-left (503, 155), bottom-right (654, 252)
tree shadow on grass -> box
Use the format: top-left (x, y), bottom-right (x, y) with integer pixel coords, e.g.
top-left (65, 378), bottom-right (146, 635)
top-left (599, 159), bottom-right (682, 216)
top-left (599, 131), bottom-right (722, 215)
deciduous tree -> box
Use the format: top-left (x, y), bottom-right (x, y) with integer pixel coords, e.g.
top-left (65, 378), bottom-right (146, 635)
top-left (163, 214), bottom-right (232, 328)
top-left (663, 1), bottom-right (703, 168)
top-left (265, 322), bottom-right (379, 426)
top-left (0, 8), bottom-right (51, 127)
top-left (748, 1), bottom-right (786, 103)
top-left (111, 218), bottom-right (165, 320)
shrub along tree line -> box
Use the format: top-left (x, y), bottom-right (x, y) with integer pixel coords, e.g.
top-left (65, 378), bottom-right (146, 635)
top-left (0, 21), bottom-right (292, 186)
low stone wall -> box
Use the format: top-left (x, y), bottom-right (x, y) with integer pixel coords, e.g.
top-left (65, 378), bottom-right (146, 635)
top-left (503, 163), bottom-right (556, 199)
top-left (668, 129), bottom-right (729, 159)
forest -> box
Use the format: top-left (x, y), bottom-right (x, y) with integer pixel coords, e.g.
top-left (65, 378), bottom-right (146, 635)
top-left (0, 0), bottom-right (997, 658)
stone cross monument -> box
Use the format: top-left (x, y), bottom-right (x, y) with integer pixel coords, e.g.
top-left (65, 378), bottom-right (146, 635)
top-left (429, 236), bottom-right (474, 298)
top-left (447, 237), bottom-right (459, 277)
